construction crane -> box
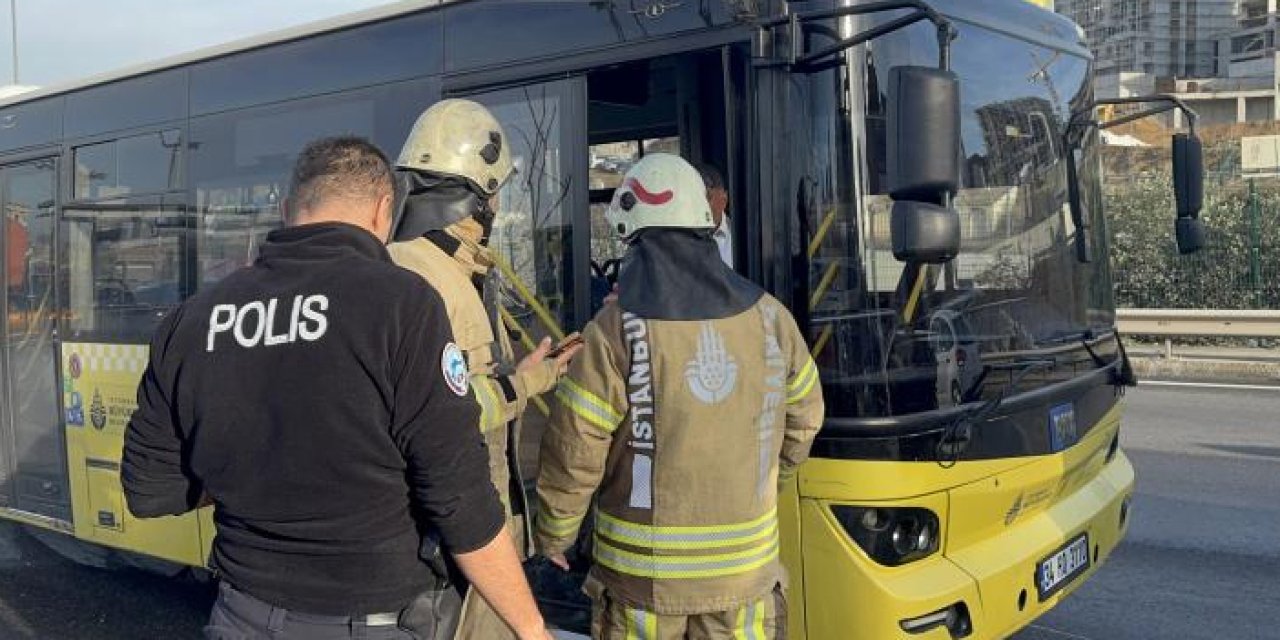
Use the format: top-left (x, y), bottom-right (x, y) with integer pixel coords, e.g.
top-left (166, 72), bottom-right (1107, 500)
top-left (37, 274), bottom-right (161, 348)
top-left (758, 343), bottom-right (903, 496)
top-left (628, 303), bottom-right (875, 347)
top-left (1028, 49), bottom-right (1063, 109)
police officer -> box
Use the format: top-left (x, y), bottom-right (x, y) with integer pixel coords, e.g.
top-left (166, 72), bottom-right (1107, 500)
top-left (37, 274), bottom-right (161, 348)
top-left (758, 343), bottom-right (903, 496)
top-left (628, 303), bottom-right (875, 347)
top-left (387, 100), bottom-right (580, 640)
top-left (122, 137), bottom-right (553, 640)
top-left (535, 154), bottom-right (825, 639)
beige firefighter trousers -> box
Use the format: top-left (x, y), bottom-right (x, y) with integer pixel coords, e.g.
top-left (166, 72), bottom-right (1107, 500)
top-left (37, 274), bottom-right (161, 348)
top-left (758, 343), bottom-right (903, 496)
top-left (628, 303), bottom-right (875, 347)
top-left (453, 587), bottom-right (512, 640)
top-left (587, 581), bottom-right (786, 640)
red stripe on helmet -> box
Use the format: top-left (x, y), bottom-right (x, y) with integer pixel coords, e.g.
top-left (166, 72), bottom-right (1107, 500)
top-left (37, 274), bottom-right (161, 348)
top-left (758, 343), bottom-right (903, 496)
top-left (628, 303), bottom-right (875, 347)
top-left (625, 177), bottom-right (674, 205)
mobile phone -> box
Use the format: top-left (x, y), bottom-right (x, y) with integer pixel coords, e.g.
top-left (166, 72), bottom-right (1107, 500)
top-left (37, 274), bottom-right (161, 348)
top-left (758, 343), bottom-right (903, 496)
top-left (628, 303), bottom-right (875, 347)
top-left (547, 333), bottom-right (584, 358)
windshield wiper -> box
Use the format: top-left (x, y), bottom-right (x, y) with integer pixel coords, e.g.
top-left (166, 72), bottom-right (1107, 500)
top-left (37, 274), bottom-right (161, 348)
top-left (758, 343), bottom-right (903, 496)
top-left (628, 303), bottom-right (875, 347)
top-left (1039, 328), bottom-right (1124, 376)
top-left (937, 358), bottom-right (1055, 467)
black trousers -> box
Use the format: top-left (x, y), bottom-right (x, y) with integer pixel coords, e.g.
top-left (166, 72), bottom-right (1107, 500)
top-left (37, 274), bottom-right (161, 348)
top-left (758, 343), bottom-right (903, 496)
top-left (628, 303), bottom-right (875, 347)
top-left (204, 581), bottom-right (462, 640)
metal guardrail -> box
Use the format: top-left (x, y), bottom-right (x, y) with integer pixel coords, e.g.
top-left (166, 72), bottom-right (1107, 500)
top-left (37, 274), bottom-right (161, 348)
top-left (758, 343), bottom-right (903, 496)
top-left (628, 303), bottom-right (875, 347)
top-left (1116, 309), bottom-right (1280, 339)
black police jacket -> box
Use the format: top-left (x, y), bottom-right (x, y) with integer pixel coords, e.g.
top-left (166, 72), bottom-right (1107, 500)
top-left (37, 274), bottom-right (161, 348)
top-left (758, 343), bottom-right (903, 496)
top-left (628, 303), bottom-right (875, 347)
top-left (122, 222), bottom-right (502, 615)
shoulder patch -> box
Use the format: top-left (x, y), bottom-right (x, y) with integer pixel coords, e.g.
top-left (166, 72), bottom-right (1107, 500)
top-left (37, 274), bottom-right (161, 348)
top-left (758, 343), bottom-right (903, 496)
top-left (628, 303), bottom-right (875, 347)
top-left (442, 342), bottom-right (469, 396)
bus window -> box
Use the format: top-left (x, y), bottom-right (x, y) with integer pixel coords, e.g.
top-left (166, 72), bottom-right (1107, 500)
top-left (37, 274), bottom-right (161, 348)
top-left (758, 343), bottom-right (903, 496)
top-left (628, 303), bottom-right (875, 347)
top-left (73, 130), bottom-right (184, 200)
top-left (61, 200), bottom-right (189, 343)
top-left (192, 100), bottom-right (374, 287)
top-left (802, 16), bottom-right (1113, 419)
top-left (472, 82), bottom-right (579, 339)
top-left (190, 79), bottom-right (436, 288)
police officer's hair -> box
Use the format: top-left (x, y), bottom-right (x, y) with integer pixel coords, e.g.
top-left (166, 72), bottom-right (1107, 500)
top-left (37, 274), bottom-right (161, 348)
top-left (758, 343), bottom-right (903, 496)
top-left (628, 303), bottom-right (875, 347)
top-left (286, 136), bottom-right (394, 221)
top-left (695, 162), bottom-right (726, 192)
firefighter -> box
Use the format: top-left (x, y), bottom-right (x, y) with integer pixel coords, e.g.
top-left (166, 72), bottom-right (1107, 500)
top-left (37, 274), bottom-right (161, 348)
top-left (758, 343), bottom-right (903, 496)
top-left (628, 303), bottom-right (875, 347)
top-left (387, 99), bottom-right (581, 640)
top-left (535, 154), bottom-right (826, 639)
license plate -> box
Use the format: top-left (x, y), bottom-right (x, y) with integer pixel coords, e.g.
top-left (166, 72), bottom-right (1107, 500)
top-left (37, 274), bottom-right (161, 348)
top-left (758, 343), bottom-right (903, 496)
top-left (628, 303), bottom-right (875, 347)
top-left (1048, 403), bottom-right (1078, 452)
top-left (1037, 534), bottom-right (1090, 600)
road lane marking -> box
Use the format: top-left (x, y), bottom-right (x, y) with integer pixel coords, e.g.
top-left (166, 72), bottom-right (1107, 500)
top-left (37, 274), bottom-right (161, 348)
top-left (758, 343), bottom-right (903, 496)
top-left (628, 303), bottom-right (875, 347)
top-left (1140, 381), bottom-right (1280, 392)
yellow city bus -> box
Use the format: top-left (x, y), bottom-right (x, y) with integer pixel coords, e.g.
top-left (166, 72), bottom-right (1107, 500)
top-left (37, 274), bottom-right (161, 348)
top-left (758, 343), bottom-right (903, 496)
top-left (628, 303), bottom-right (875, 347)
top-left (0, 1), bottom-right (1204, 637)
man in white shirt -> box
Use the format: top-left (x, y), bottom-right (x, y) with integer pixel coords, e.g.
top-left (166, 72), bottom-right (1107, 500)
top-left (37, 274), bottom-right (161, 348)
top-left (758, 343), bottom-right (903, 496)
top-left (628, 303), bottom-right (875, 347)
top-left (696, 163), bottom-right (733, 268)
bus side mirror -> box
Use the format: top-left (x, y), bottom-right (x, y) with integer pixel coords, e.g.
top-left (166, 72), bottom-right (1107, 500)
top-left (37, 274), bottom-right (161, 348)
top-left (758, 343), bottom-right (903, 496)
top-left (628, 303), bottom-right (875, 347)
top-left (888, 66), bottom-right (961, 201)
top-left (892, 201), bottom-right (961, 263)
top-left (1172, 133), bottom-right (1205, 254)
top-left (888, 66), bottom-right (962, 263)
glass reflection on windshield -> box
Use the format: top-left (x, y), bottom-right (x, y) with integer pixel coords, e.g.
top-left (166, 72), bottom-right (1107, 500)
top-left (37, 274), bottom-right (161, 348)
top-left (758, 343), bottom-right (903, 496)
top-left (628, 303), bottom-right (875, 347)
top-left (807, 18), bottom-right (1118, 419)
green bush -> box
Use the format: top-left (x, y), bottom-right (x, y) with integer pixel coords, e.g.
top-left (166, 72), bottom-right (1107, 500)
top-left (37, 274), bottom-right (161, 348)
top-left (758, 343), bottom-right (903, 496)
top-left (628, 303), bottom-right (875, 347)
top-left (1108, 172), bottom-right (1280, 310)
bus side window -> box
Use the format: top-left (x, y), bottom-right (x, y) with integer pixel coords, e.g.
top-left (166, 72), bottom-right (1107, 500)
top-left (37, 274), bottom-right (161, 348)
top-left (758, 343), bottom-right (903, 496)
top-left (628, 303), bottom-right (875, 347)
top-left (61, 200), bottom-right (189, 343)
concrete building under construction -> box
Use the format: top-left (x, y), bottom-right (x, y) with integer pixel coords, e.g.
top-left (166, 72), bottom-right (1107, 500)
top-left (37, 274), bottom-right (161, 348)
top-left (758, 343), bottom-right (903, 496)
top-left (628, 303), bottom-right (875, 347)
top-left (1055, 0), bottom-right (1239, 98)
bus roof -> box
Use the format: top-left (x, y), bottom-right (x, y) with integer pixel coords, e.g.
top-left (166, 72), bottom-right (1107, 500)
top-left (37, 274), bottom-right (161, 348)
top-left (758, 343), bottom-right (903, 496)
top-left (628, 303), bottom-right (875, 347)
top-left (0, 0), bottom-right (464, 110)
top-left (1, 0), bottom-right (1087, 113)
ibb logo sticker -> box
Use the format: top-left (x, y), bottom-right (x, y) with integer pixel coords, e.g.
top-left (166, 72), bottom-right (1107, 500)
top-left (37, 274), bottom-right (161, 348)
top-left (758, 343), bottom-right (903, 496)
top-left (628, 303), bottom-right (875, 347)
top-left (442, 343), bottom-right (469, 397)
top-left (90, 389), bottom-right (108, 431)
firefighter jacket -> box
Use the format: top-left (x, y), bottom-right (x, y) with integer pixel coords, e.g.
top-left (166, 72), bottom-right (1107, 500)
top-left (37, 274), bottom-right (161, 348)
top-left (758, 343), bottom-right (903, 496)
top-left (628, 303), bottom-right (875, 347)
top-left (535, 294), bottom-right (825, 615)
top-left (389, 231), bottom-right (558, 557)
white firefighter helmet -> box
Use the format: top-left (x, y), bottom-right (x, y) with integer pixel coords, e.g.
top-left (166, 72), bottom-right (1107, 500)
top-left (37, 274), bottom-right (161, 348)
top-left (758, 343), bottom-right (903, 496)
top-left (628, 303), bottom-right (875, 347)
top-left (605, 153), bottom-right (714, 241)
top-left (396, 99), bottom-right (513, 196)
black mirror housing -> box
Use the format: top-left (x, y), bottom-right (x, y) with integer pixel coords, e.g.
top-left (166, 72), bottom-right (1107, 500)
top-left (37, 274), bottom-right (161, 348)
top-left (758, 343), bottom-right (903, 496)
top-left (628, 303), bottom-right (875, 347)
top-left (1066, 148), bottom-right (1093, 263)
top-left (1172, 133), bottom-right (1203, 218)
top-left (892, 200), bottom-right (961, 264)
top-left (888, 66), bottom-right (961, 203)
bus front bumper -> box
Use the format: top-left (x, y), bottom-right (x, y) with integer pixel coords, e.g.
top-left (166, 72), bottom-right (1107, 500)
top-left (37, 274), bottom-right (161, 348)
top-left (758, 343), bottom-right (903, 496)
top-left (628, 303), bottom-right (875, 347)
top-left (799, 451), bottom-right (1134, 640)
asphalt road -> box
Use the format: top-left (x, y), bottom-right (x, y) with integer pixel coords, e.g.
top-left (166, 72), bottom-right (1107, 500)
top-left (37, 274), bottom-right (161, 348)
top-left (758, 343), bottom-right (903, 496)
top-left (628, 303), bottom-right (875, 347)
top-left (1014, 383), bottom-right (1280, 640)
top-left (1, 383), bottom-right (1277, 639)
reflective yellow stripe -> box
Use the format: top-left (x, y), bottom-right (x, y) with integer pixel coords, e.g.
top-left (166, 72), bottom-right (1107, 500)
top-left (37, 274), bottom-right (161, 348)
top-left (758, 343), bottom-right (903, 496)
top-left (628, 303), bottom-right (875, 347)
top-left (625, 608), bottom-right (656, 640)
top-left (593, 534), bottom-right (779, 580)
top-left (473, 376), bottom-right (504, 432)
top-left (733, 599), bottom-right (767, 640)
top-left (751, 600), bottom-right (766, 640)
top-left (555, 378), bottom-right (623, 434)
top-left (537, 506), bottom-right (586, 539)
top-left (787, 359), bottom-right (818, 404)
top-left (595, 509), bottom-right (778, 551)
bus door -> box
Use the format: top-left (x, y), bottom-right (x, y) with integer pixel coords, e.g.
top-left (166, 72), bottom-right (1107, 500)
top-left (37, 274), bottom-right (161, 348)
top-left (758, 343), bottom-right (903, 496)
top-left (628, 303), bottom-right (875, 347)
top-left (451, 77), bottom-right (589, 535)
top-left (583, 45), bottom-right (750, 309)
top-left (458, 78), bottom-right (588, 341)
top-left (0, 156), bottom-right (69, 523)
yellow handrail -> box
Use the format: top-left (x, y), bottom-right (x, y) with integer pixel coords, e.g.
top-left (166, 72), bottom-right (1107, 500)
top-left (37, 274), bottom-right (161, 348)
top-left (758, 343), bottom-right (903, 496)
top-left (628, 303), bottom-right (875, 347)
top-left (490, 251), bottom-right (566, 342)
top-left (811, 325), bottom-right (834, 358)
top-left (807, 208), bottom-right (839, 259)
top-left (500, 305), bottom-right (551, 417)
top-left (809, 261), bottom-right (841, 312)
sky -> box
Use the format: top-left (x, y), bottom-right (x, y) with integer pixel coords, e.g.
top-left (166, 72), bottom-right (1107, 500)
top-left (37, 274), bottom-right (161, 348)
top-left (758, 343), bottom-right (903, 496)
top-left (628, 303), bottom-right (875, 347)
top-left (0, 0), bottom-right (400, 88)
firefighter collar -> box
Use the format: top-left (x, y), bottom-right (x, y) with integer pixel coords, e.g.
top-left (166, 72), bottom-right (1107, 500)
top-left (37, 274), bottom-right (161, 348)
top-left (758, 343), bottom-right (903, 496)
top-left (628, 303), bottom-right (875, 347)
top-left (424, 223), bottom-right (494, 280)
top-left (618, 228), bottom-right (762, 321)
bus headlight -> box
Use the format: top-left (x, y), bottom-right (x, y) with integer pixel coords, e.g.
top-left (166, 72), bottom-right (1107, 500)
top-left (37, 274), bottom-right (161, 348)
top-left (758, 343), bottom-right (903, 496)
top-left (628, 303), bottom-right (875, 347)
top-left (832, 506), bottom-right (941, 566)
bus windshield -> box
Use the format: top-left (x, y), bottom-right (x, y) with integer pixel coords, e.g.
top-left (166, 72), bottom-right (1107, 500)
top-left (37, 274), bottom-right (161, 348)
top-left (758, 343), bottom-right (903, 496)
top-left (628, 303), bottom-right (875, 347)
top-left (806, 16), bottom-right (1118, 420)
